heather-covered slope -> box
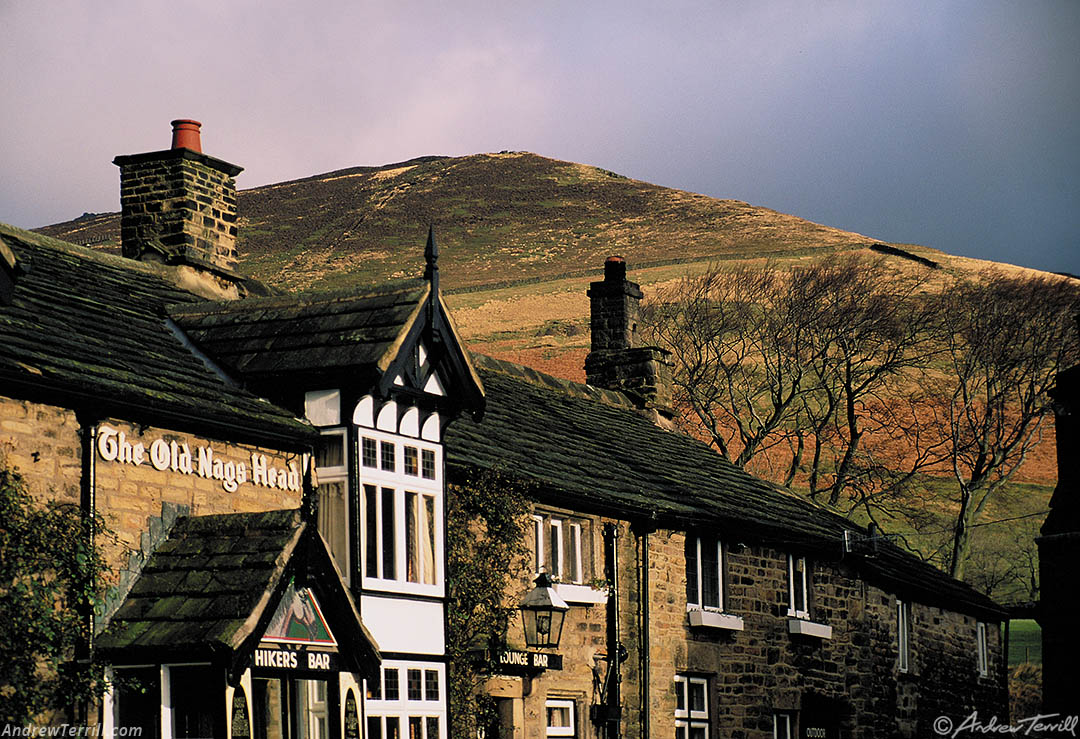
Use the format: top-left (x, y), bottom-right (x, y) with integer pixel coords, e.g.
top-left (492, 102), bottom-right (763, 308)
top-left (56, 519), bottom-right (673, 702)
top-left (40, 152), bottom-right (891, 292)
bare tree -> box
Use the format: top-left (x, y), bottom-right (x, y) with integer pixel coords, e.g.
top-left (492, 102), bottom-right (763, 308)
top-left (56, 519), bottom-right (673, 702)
top-left (933, 271), bottom-right (1079, 579)
top-left (642, 255), bottom-right (939, 505)
top-left (643, 261), bottom-right (863, 467)
top-left (643, 258), bottom-right (1078, 583)
top-left (789, 256), bottom-right (940, 506)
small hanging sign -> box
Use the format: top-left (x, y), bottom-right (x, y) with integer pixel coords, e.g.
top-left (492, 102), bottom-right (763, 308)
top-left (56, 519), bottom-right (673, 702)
top-left (263, 579), bottom-right (336, 646)
top-left (344, 690), bottom-right (360, 739)
top-left (230, 685), bottom-right (250, 739)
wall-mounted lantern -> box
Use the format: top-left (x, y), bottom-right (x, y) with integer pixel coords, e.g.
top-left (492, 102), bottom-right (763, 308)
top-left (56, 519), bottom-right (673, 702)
top-left (520, 573), bottom-right (570, 649)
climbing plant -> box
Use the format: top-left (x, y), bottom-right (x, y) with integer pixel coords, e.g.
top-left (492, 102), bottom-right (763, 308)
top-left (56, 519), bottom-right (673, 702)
top-left (445, 468), bottom-right (531, 738)
top-left (0, 454), bottom-right (110, 724)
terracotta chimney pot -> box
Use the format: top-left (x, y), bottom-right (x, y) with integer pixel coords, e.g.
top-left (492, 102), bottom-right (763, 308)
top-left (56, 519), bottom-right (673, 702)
top-left (170, 119), bottom-right (202, 153)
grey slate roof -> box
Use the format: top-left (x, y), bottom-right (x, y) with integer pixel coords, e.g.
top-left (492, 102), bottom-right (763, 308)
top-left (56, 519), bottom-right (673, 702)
top-left (446, 354), bottom-right (1005, 620)
top-left (0, 223), bottom-right (314, 449)
top-left (169, 282), bottom-right (431, 383)
top-left (98, 509), bottom-right (303, 655)
top-left (169, 278), bottom-right (486, 414)
top-left (97, 509), bottom-right (379, 675)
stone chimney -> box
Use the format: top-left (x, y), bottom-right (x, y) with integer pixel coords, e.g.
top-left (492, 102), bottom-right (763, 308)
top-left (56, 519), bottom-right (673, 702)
top-left (113, 120), bottom-right (243, 276)
top-left (585, 256), bottom-right (674, 427)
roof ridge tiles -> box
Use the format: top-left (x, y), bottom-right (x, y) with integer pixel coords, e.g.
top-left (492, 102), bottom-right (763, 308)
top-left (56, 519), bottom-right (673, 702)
top-left (469, 353), bottom-right (637, 410)
top-left (168, 279), bottom-right (429, 319)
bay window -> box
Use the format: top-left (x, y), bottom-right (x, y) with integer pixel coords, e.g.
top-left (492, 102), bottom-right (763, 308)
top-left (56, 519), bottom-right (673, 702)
top-left (315, 428), bottom-right (349, 584)
top-left (366, 662), bottom-right (444, 739)
top-left (360, 431), bottom-right (443, 596)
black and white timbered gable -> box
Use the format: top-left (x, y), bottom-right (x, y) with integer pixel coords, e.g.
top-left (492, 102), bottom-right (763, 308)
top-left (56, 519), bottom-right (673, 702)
top-left (170, 230), bottom-right (480, 739)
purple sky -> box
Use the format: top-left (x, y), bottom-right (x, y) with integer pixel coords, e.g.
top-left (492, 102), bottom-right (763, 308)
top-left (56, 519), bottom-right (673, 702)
top-left (3, 1), bottom-right (1077, 274)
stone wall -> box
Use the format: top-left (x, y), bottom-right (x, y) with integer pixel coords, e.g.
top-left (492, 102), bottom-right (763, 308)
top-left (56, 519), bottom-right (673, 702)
top-left (1, 396), bottom-right (304, 602)
top-left (506, 514), bottom-right (1006, 738)
top-left (1, 396), bottom-right (82, 506)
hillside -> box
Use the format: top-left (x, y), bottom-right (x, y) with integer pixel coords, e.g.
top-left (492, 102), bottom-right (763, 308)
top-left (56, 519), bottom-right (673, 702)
top-left (41, 151), bottom-right (898, 292)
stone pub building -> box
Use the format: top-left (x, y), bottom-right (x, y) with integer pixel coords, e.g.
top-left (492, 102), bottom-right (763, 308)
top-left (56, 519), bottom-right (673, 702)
top-left (444, 259), bottom-right (1010, 737)
top-left (1, 121), bottom-right (1009, 738)
top-left (1, 120), bottom-right (482, 738)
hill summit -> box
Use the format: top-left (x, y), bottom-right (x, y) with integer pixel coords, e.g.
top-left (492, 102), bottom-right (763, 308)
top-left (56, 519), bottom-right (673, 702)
top-left (39, 152), bottom-right (889, 292)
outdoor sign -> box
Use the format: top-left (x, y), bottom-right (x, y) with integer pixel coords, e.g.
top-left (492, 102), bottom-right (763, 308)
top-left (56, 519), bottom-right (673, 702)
top-left (262, 580), bottom-right (336, 646)
top-left (343, 691), bottom-right (360, 739)
top-left (253, 580), bottom-right (339, 674)
top-left (96, 423), bottom-right (302, 493)
top-left (494, 649), bottom-right (562, 673)
top-left (252, 645), bottom-right (338, 673)
top-left (230, 686), bottom-right (250, 739)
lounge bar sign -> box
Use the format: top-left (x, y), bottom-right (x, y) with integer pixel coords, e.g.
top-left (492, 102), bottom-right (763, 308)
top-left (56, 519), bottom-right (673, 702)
top-left (96, 424), bottom-right (301, 493)
top-left (495, 649), bottom-right (562, 672)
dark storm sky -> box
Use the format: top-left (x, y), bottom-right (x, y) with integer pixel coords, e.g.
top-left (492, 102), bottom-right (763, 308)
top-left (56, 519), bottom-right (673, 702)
top-left (3, 1), bottom-right (1077, 273)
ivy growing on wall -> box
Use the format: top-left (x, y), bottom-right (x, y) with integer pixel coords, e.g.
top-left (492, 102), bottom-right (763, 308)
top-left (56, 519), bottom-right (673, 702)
top-left (0, 455), bottom-right (110, 724)
top-left (445, 469), bottom-right (530, 738)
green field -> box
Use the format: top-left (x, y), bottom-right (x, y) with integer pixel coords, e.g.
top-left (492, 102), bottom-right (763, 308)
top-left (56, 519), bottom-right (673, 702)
top-left (1009, 619), bottom-right (1042, 666)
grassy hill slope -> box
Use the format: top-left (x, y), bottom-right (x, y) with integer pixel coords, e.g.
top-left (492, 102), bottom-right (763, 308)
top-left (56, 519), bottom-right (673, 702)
top-left (41, 151), bottom-right (901, 292)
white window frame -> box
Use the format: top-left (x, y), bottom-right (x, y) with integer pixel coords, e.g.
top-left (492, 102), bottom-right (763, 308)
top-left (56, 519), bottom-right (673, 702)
top-left (315, 428), bottom-right (350, 585)
top-left (545, 698), bottom-right (576, 737)
top-left (674, 674), bottom-right (709, 738)
top-left (364, 660), bottom-right (446, 739)
top-left (533, 513), bottom-right (584, 585)
top-left (773, 712), bottom-right (793, 739)
top-left (686, 535), bottom-right (725, 612)
top-left (897, 599), bottom-right (910, 673)
top-left (787, 555), bottom-right (810, 620)
top-left (976, 622), bottom-right (989, 677)
top-left (359, 428), bottom-right (443, 598)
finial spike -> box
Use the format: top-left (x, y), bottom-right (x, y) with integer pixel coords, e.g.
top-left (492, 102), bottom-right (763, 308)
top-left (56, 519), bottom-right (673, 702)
top-left (425, 225), bottom-right (438, 275)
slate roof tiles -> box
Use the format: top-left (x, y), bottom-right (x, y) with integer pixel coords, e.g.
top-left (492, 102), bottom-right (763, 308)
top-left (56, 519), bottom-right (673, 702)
top-left (0, 223), bottom-right (314, 448)
top-left (169, 282), bottom-right (430, 381)
top-left (97, 509), bottom-right (303, 656)
top-left (447, 354), bottom-right (1005, 619)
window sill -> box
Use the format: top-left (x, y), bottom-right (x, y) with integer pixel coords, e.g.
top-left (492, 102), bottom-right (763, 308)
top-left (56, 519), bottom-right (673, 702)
top-left (554, 583), bottom-right (607, 606)
top-left (787, 618), bottom-right (833, 639)
top-left (687, 608), bottom-right (745, 631)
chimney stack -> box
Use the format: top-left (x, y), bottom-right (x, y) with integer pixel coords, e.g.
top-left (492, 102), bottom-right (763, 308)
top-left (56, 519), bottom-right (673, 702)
top-left (113, 119), bottom-right (243, 275)
top-left (585, 256), bottom-right (674, 427)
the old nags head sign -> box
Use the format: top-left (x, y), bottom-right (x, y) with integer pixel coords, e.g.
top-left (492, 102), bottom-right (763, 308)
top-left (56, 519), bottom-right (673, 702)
top-left (96, 423), bottom-right (302, 493)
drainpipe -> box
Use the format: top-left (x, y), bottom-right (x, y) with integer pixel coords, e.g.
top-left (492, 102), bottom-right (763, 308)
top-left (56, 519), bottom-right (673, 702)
top-left (75, 412), bottom-right (98, 723)
top-left (603, 522), bottom-right (621, 739)
top-left (633, 517), bottom-right (656, 739)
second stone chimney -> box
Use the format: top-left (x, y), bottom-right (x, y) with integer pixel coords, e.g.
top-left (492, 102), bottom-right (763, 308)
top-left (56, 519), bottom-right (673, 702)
top-left (113, 120), bottom-right (243, 276)
top-left (585, 256), bottom-right (674, 427)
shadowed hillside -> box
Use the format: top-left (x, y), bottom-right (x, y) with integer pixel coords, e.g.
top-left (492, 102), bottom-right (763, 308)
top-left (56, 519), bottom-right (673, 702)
top-left (40, 152), bottom-right (896, 292)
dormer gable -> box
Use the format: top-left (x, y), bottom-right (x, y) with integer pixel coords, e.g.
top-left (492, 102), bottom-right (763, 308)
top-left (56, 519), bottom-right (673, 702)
top-left (170, 229), bottom-right (484, 419)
